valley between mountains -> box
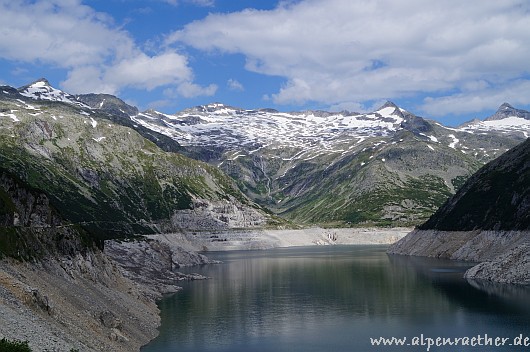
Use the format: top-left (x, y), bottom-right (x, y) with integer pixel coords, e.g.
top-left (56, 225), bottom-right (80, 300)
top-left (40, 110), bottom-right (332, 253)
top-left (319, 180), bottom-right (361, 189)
top-left (0, 78), bottom-right (529, 351)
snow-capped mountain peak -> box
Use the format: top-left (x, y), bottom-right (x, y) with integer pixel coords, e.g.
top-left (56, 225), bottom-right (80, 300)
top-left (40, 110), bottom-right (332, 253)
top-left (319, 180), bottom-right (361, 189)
top-left (18, 78), bottom-right (89, 108)
top-left (130, 101), bottom-right (412, 153)
top-left (486, 102), bottom-right (530, 121)
top-left (458, 103), bottom-right (530, 136)
top-left (372, 101), bottom-right (405, 119)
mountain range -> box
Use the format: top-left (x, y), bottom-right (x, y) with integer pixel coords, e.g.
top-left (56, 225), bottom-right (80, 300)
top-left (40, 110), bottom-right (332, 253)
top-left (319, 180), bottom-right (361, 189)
top-left (3, 78), bottom-right (529, 230)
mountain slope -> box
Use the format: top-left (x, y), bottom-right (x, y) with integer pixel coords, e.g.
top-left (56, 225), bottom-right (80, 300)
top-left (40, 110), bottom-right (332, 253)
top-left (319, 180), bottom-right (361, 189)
top-left (419, 137), bottom-right (530, 231)
top-left (1, 81), bottom-right (273, 244)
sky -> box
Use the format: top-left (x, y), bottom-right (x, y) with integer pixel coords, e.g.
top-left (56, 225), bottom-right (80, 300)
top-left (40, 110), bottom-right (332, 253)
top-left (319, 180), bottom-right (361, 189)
top-left (1, 0), bottom-right (530, 126)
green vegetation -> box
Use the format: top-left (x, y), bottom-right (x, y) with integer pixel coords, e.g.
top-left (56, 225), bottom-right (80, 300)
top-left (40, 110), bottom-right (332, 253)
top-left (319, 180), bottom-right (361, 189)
top-left (0, 338), bottom-right (79, 352)
top-left (0, 338), bottom-right (31, 352)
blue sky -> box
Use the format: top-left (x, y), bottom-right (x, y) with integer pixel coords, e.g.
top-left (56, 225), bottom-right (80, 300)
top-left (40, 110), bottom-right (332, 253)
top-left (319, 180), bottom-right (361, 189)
top-left (1, 0), bottom-right (530, 126)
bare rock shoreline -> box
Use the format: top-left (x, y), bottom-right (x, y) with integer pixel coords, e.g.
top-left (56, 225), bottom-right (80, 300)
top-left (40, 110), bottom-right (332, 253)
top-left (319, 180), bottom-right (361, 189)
top-left (0, 227), bottom-right (409, 351)
top-left (388, 229), bottom-right (530, 285)
top-left (143, 227), bottom-right (411, 252)
top-left (0, 251), bottom-right (160, 352)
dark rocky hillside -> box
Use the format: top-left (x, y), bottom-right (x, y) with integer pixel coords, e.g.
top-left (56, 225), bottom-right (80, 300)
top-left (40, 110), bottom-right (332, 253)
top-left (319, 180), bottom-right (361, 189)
top-left (388, 138), bottom-right (529, 284)
top-left (419, 138), bottom-right (530, 231)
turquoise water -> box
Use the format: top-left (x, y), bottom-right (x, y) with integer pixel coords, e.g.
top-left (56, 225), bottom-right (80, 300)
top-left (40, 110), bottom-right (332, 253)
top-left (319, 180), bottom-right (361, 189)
top-left (142, 246), bottom-right (530, 352)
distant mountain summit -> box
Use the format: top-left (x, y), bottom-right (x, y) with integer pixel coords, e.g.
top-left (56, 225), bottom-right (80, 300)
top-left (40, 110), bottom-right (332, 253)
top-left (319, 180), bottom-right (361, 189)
top-left (17, 78), bottom-right (88, 108)
top-left (459, 103), bottom-right (530, 136)
top-left (486, 102), bottom-right (530, 121)
top-left (128, 96), bottom-right (527, 226)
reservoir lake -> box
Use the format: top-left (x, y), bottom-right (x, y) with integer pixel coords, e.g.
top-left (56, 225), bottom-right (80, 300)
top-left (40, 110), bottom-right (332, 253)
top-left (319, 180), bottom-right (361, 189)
top-left (142, 245), bottom-right (530, 352)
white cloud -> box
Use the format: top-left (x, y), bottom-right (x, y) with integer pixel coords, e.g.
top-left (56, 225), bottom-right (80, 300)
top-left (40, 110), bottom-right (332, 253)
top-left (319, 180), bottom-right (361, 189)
top-left (0, 0), bottom-right (200, 95)
top-left (167, 0), bottom-right (530, 114)
top-left (189, 0), bottom-right (215, 6)
top-left (11, 67), bottom-right (29, 76)
top-left (227, 79), bottom-right (244, 91)
top-left (328, 100), bottom-right (387, 114)
top-left (161, 0), bottom-right (214, 7)
top-left (104, 52), bottom-right (192, 91)
top-left (164, 82), bottom-right (218, 98)
top-left (420, 80), bottom-right (530, 117)
top-left (61, 66), bottom-right (117, 94)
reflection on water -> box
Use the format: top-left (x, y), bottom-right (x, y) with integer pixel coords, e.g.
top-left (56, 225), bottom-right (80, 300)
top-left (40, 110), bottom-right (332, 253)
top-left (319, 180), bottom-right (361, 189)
top-left (142, 246), bottom-right (530, 352)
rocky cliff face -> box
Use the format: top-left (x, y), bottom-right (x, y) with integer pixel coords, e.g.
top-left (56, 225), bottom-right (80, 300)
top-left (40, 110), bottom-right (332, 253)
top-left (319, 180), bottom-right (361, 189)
top-left (388, 138), bottom-right (530, 284)
top-left (0, 171), bottom-right (92, 260)
top-left (0, 167), bottom-right (159, 351)
top-left (0, 247), bottom-right (163, 352)
top-left (0, 141), bottom-right (219, 351)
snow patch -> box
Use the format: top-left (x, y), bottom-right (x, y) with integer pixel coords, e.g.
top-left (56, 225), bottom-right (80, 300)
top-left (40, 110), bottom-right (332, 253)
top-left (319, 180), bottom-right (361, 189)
top-left (0, 112), bottom-right (19, 122)
top-left (459, 116), bottom-right (530, 133)
top-left (448, 134), bottom-right (459, 149)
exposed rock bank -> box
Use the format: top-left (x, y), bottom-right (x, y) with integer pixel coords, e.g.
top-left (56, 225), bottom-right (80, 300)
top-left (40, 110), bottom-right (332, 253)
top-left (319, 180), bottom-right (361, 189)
top-left (104, 236), bottom-right (214, 300)
top-left (0, 250), bottom-right (160, 352)
top-left (146, 227), bottom-right (411, 252)
top-left (0, 233), bottom-right (218, 352)
top-left (388, 229), bottom-right (530, 284)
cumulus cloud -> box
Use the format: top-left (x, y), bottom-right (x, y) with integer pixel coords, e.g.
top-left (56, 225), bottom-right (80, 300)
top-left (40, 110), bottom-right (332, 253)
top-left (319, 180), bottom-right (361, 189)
top-left (328, 100), bottom-right (387, 114)
top-left (104, 52), bottom-right (192, 90)
top-left (420, 80), bottom-right (530, 116)
top-left (0, 0), bottom-right (199, 95)
top-left (167, 0), bottom-right (530, 115)
top-left (227, 79), bottom-right (244, 91)
top-left (164, 82), bottom-right (218, 99)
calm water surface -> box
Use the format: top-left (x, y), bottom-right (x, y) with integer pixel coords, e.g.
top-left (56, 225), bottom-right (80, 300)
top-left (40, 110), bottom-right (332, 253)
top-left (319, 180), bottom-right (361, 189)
top-left (142, 246), bottom-right (530, 352)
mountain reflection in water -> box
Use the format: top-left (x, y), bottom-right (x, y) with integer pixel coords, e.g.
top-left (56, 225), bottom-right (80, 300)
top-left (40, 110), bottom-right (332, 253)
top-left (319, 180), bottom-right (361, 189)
top-left (143, 246), bottom-right (530, 352)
